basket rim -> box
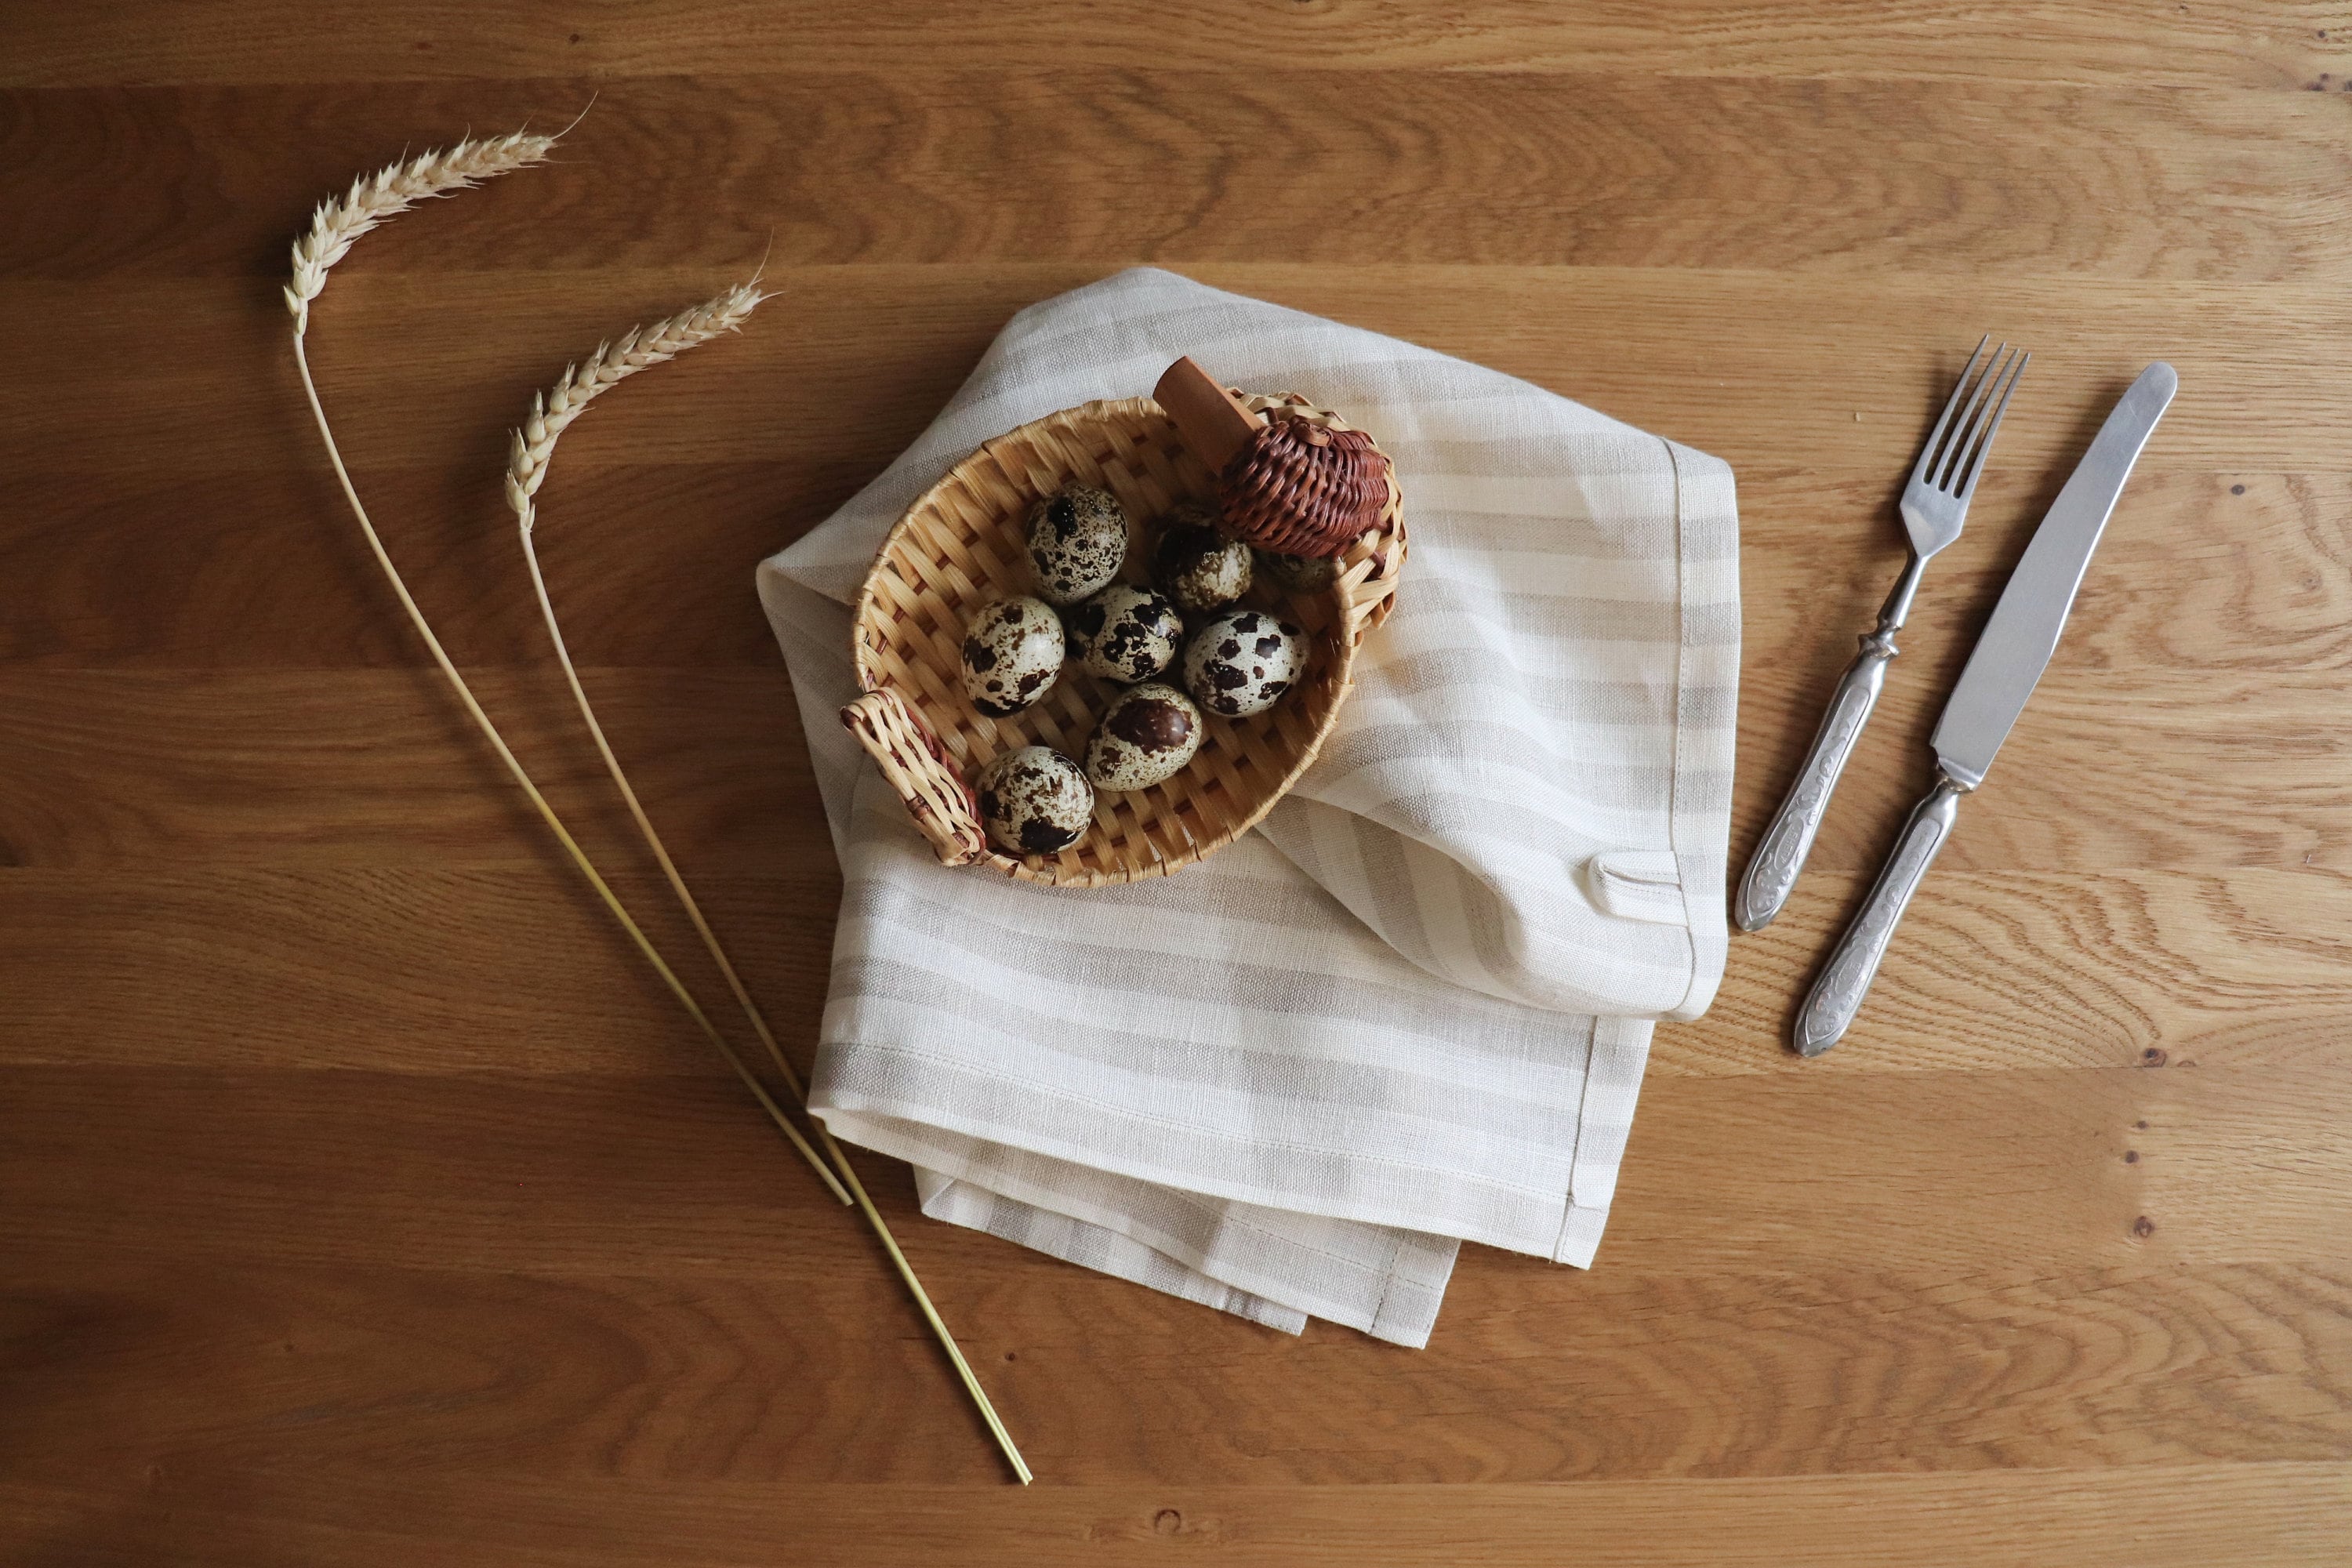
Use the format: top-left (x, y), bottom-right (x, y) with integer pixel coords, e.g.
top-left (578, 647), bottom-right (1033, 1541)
top-left (849, 392), bottom-right (1403, 887)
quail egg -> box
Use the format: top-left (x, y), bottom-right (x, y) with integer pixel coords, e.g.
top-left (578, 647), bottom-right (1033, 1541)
top-left (961, 594), bottom-right (1065, 717)
top-left (1255, 547), bottom-right (1340, 594)
top-left (1183, 608), bottom-right (1305, 718)
top-left (1025, 485), bottom-right (1131, 604)
top-left (1151, 502), bottom-right (1253, 616)
top-left (975, 746), bottom-right (1095, 856)
top-left (1083, 683), bottom-right (1203, 793)
top-left (1064, 583), bottom-right (1185, 684)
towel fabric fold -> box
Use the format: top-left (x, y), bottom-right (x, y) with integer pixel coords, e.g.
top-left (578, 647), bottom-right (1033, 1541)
top-left (759, 268), bottom-right (1737, 1346)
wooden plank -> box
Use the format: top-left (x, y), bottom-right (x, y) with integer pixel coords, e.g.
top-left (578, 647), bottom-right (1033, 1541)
top-left (5, 1062), bottom-right (2346, 1282)
top-left (2, 1466), bottom-right (2348, 1564)
top-left (0, 670), bottom-right (820, 866)
top-left (0, 461), bottom-right (863, 667)
top-left (10, 270), bottom-right (2350, 501)
top-left (5, 868), bottom-right (2347, 1078)
top-left (3, 1251), bottom-right (2350, 1485)
top-left (5, 75), bottom-right (2350, 281)
top-left (5, 0), bottom-right (2350, 90)
top-left (0, 869), bottom-right (840, 1074)
top-left (1701, 869), bottom-right (2352, 1073)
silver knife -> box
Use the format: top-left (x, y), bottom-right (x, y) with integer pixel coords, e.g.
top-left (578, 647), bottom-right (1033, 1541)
top-left (1792, 361), bottom-right (2178, 1056)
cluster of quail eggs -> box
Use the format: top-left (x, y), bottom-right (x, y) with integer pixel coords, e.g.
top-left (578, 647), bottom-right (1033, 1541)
top-left (961, 484), bottom-right (1317, 859)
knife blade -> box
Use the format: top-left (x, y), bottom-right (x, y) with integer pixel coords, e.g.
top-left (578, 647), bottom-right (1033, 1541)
top-left (1791, 362), bottom-right (2178, 1056)
top-left (1934, 361), bottom-right (2179, 788)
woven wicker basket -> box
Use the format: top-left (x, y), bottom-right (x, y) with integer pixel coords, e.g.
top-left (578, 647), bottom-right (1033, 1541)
top-left (844, 392), bottom-right (1406, 887)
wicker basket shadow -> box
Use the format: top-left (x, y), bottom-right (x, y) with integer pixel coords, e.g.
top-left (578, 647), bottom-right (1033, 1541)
top-left (844, 392), bottom-right (1406, 887)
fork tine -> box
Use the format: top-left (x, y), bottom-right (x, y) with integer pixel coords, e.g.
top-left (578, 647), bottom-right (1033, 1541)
top-left (1952, 348), bottom-right (2028, 502)
top-left (1913, 334), bottom-right (1992, 489)
top-left (1933, 341), bottom-right (2012, 491)
top-left (1931, 343), bottom-right (2005, 490)
top-left (1944, 343), bottom-right (2023, 492)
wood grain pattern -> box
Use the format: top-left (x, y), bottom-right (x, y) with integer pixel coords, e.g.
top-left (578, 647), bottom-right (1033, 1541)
top-left (9, 78), bottom-right (2352, 281)
top-left (6, 1), bottom-right (2350, 89)
top-left (3, 2), bottom-right (2347, 1562)
top-left (5, 1466), bottom-right (2347, 1568)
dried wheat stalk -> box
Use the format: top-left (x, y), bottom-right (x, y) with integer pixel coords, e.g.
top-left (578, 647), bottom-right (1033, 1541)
top-left (281, 129), bottom-right (850, 1206)
top-left (287, 130), bottom-right (557, 338)
top-left (506, 290), bottom-right (1033, 1485)
top-left (505, 282), bottom-right (766, 528)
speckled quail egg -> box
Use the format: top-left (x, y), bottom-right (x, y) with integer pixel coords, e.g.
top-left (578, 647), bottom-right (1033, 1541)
top-left (1255, 546), bottom-right (1340, 594)
top-left (1025, 485), bottom-right (1131, 604)
top-left (961, 594), bottom-right (1065, 716)
top-left (1151, 502), bottom-right (1254, 615)
top-left (1064, 584), bottom-right (1185, 684)
top-left (1183, 608), bottom-right (1305, 718)
top-left (975, 745), bottom-right (1095, 857)
top-left (1083, 683), bottom-right (1203, 793)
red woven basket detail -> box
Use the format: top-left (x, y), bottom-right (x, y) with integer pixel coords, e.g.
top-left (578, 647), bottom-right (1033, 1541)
top-left (1218, 414), bottom-right (1389, 557)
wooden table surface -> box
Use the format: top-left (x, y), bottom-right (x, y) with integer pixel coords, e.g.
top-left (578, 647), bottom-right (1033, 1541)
top-left (6, 5), bottom-right (2350, 1563)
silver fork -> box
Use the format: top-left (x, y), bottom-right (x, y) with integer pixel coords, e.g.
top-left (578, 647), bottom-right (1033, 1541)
top-left (1734, 336), bottom-right (2028, 933)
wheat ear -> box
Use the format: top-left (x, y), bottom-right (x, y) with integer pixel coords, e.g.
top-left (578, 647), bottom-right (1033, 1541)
top-left (285, 133), bottom-right (849, 1206)
top-left (288, 131), bottom-right (554, 338)
top-left (506, 289), bottom-right (1034, 1486)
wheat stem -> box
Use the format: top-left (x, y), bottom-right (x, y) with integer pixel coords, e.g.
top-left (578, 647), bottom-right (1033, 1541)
top-left (286, 134), bottom-right (848, 1205)
top-left (509, 289), bottom-right (1033, 1485)
top-left (292, 336), bottom-right (847, 1203)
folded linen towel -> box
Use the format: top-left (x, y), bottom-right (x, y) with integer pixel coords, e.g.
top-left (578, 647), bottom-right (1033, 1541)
top-left (759, 267), bottom-right (1738, 1346)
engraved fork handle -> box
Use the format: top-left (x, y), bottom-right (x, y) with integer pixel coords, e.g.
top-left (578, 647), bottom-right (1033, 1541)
top-left (1735, 554), bottom-right (1928, 932)
top-left (1792, 770), bottom-right (1968, 1056)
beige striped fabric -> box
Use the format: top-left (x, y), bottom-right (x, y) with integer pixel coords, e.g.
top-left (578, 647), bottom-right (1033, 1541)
top-left (758, 268), bottom-right (1739, 1346)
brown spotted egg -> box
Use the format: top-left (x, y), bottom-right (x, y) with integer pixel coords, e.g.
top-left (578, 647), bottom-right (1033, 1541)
top-left (1083, 683), bottom-right (1203, 793)
top-left (1255, 547), bottom-right (1339, 594)
top-left (1025, 485), bottom-right (1130, 604)
top-left (1151, 503), bottom-right (1254, 616)
top-left (1182, 608), bottom-right (1304, 718)
top-left (960, 594), bottom-right (1065, 717)
top-left (975, 746), bottom-right (1094, 857)
top-left (1065, 584), bottom-right (1184, 684)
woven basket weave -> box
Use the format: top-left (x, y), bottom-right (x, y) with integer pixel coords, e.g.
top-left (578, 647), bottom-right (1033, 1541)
top-left (844, 392), bottom-right (1406, 887)
top-left (1220, 414), bottom-right (1391, 557)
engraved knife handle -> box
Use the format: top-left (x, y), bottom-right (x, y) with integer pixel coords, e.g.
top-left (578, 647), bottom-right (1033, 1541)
top-left (1792, 770), bottom-right (1968, 1057)
top-left (1735, 629), bottom-right (1899, 932)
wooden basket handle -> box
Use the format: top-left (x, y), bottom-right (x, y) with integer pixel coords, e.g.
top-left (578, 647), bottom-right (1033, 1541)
top-left (1155, 357), bottom-right (1262, 470)
top-left (840, 688), bottom-right (987, 866)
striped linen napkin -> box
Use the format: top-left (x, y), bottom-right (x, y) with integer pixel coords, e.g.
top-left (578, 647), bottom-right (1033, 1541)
top-left (758, 267), bottom-right (1738, 1345)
